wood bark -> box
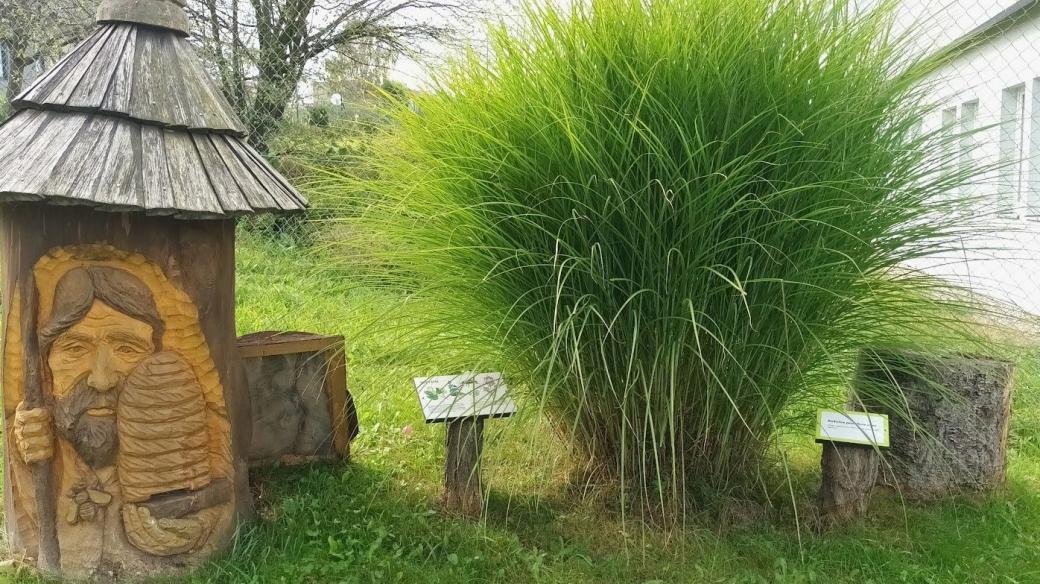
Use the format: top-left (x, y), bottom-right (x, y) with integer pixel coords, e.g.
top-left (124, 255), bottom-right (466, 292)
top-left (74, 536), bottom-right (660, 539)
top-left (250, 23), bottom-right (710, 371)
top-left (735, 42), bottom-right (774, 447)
top-left (817, 442), bottom-right (878, 531)
top-left (444, 417), bottom-right (483, 515)
top-left (857, 349), bottom-right (1014, 499)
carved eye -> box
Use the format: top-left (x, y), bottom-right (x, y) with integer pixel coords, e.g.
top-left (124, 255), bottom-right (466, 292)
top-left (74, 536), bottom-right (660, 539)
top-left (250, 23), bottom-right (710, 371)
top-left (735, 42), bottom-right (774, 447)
top-left (61, 344), bottom-right (89, 359)
top-left (115, 344), bottom-right (146, 357)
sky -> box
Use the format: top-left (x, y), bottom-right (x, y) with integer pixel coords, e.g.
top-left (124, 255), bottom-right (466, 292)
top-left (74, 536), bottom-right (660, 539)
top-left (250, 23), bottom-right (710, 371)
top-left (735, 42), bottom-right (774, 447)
top-left (387, 0), bottom-right (526, 90)
top-left (386, 1), bottom-right (1020, 90)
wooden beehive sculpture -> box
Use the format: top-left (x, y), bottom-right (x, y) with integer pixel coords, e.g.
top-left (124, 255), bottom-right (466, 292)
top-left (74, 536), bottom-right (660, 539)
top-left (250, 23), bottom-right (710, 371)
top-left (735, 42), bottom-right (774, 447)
top-left (0, 0), bottom-right (307, 579)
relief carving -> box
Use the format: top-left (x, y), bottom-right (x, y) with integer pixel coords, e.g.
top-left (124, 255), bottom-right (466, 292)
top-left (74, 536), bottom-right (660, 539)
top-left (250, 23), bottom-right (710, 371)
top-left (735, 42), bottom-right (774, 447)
top-left (3, 245), bottom-right (235, 576)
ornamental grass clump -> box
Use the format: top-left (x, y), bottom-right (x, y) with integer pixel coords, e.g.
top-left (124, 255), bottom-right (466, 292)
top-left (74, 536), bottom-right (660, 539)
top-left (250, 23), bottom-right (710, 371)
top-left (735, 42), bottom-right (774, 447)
top-left (344, 0), bottom-right (986, 505)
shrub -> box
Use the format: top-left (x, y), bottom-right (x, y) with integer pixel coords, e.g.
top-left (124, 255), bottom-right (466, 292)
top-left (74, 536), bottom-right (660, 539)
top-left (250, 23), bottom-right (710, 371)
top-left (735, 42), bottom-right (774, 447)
top-left (342, 0), bottom-right (987, 507)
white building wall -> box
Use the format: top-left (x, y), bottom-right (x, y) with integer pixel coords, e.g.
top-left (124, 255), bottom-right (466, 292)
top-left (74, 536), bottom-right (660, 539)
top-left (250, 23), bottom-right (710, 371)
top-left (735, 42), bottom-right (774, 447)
top-left (905, 5), bottom-right (1040, 315)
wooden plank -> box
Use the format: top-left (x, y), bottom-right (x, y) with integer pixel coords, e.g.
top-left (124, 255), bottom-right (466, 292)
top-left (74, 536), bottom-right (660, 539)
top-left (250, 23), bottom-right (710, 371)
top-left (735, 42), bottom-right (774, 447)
top-left (139, 125), bottom-right (175, 211)
top-left (173, 39), bottom-right (244, 133)
top-left (0, 110), bottom-right (44, 165)
top-left (130, 30), bottom-right (169, 128)
top-left (194, 135), bottom-right (252, 213)
top-left (235, 142), bottom-right (309, 209)
top-left (226, 138), bottom-right (306, 210)
top-left (47, 116), bottom-right (121, 203)
top-left (325, 345), bottom-right (354, 457)
top-left (15, 27), bottom-right (106, 105)
top-left (163, 130), bottom-right (223, 216)
top-left (100, 26), bottom-right (137, 113)
top-left (149, 31), bottom-right (190, 130)
top-left (237, 334), bottom-right (344, 358)
top-left (45, 25), bottom-right (117, 106)
top-left (93, 119), bottom-right (140, 209)
top-left (209, 136), bottom-right (276, 210)
top-left (67, 25), bottom-right (132, 110)
top-left (4, 114), bottom-right (89, 196)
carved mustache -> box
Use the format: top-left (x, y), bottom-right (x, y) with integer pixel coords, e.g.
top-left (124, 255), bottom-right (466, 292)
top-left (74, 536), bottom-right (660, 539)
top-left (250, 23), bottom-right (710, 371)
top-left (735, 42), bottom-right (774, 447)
top-left (52, 378), bottom-right (119, 432)
top-left (51, 377), bottom-right (120, 469)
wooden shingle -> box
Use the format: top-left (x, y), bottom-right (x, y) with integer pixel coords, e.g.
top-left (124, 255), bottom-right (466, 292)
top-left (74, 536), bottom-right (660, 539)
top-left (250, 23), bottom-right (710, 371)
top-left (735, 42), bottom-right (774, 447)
top-left (0, 4), bottom-right (307, 219)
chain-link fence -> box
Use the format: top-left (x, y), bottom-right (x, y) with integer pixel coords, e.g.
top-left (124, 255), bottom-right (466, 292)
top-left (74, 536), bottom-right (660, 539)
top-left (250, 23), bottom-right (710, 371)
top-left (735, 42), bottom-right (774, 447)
top-left (3, 0), bottom-right (1040, 317)
top-left (881, 1), bottom-right (1040, 320)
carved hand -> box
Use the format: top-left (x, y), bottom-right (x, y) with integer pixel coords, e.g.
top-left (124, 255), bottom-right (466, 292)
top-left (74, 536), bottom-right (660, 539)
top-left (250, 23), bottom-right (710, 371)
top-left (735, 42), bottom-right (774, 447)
top-left (122, 503), bottom-right (205, 556)
top-left (14, 402), bottom-right (54, 464)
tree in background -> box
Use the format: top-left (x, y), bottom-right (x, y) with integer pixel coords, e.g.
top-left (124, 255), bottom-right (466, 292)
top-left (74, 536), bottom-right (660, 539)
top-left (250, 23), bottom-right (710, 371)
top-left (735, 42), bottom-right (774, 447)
top-left (319, 38), bottom-right (396, 103)
top-left (0, 0), bottom-right (98, 103)
top-left (189, 0), bottom-right (477, 152)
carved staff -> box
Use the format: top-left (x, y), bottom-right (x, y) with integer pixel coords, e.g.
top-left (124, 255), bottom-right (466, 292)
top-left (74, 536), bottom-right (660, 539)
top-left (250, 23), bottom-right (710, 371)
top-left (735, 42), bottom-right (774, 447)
top-left (20, 274), bottom-right (60, 574)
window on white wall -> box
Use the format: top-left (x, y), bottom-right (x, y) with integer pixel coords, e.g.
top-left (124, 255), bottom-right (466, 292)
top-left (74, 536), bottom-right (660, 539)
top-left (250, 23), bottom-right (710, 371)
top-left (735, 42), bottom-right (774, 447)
top-left (1000, 84), bottom-right (1027, 216)
top-left (941, 106), bottom-right (958, 179)
top-left (959, 100), bottom-right (978, 195)
top-left (1030, 79), bottom-right (1040, 218)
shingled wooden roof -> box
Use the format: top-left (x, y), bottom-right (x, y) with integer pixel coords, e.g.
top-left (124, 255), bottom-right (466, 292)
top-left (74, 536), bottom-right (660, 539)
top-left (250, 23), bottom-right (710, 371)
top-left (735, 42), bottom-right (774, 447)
top-left (0, 1), bottom-right (307, 219)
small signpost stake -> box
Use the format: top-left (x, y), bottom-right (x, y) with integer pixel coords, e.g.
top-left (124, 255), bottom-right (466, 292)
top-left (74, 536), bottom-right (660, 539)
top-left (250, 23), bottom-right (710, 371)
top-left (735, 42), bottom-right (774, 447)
top-left (414, 372), bottom-right (516, 516)
top-left (444, 417), bottom-right (485, 515)
top-left (815, 407), bottom-right (888, 531)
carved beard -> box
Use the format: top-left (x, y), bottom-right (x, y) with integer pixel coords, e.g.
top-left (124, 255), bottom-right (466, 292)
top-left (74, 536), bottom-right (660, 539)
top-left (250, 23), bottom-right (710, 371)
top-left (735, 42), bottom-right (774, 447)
top-left (51, 378), bottom-right (119, 469)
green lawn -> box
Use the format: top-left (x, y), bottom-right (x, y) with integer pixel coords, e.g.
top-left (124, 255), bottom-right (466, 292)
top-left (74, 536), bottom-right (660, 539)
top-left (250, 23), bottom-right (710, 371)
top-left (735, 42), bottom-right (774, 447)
top-left (9, 232), bottom-right (1040, 583)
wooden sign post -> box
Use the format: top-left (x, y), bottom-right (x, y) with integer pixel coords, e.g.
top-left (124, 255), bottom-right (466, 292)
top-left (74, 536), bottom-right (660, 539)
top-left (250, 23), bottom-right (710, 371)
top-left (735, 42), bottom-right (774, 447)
top-left (815, 408), bottom-right (888, 531)
top-left (414, 373), bottom-right (516, 515)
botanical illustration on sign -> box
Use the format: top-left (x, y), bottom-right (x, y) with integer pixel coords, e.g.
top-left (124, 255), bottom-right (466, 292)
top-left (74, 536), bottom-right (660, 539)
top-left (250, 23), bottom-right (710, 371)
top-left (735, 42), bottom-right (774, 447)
top-left (413, 372), bottom-right (516, 422)
top-left (3, 245), bottom-right (235, 575)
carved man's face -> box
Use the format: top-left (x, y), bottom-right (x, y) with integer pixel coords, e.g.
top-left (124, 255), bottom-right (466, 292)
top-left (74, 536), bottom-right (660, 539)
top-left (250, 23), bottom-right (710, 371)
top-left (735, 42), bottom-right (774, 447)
top-left (48, 300), bottom-right (156, 468)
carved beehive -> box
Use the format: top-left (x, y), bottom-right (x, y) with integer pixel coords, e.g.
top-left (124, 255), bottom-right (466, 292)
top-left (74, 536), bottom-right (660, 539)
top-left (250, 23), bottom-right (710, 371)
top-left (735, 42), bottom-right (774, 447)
top-left (116, 352), bottom-right (211, 503)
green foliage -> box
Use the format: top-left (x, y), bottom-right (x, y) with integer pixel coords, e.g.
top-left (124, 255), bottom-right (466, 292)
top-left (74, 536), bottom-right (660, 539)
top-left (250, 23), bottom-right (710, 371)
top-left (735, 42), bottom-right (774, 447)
top-left (336, 0), bottom-right (992, 505)
top-left (309, 106), bottom-right (331, 128)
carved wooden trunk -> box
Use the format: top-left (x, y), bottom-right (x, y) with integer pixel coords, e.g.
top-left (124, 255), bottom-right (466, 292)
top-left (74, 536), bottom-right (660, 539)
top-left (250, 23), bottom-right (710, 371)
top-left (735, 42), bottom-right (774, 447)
top-left (238, 332), bottom-right (357, 465)
top-left (0, 0), bottom-right (306, 578)
top-left (0, 206), bottom-right (253, 578)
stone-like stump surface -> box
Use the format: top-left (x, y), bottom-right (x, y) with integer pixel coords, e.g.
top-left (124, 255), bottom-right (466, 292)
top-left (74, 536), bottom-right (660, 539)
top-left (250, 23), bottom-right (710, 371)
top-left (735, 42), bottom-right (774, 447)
top-left (858, 349), bottom-right (1014, 499)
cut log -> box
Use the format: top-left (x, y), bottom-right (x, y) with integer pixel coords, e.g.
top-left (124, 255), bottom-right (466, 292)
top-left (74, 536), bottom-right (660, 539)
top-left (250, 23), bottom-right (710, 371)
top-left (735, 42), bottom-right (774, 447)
top-left (857, 349), bottom-right (1014, 499)
top-left (0, 204), bottom-right (251, 577)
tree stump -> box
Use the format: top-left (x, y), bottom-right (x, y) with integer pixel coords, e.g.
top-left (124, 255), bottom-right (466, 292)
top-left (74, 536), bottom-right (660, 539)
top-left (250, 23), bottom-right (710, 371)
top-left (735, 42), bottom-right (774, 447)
top-left (857, 349), bottom-right (1014, 499)
top-left (444, 418), bottom-right (484, 515)
top-left (818, 442), bottom-right (879, 531)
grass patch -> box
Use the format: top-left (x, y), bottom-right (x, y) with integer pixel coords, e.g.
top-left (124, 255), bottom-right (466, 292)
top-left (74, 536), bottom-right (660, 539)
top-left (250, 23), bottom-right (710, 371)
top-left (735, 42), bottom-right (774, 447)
top-left (6, 233), bottom-right (1040, 583)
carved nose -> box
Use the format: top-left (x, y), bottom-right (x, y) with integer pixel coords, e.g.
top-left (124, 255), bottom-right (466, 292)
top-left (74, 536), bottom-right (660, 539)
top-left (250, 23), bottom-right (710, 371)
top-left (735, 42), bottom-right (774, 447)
top-left (87, 347), bottom-right (120, 392)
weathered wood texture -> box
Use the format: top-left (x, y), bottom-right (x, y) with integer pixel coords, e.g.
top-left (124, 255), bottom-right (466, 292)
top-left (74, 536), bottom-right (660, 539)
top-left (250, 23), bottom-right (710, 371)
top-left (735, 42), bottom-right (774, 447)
top-left (858, 349), bottom-right (1014, 499)
top-left (444, 418), bottom-right (484, 515)
top-left (0, 109), bottom-right (306, 218)
top-left (0, 204), bottom-right (252, 577)
top-left (238, 332), bottom-right (358, 466)
top-left (17, 267), bottom-right (61, 573)
top-left (15, 23), bottom-right (242, 134)
top-left (96, 0), bottom-right (190, 36)
top-left (817, 442), bottom-right (879, 531)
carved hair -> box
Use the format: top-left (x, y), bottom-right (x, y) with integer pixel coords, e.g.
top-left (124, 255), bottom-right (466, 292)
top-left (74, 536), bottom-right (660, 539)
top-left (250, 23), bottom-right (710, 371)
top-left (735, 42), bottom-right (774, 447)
top-left (39, 267), bottom-right (165, 353)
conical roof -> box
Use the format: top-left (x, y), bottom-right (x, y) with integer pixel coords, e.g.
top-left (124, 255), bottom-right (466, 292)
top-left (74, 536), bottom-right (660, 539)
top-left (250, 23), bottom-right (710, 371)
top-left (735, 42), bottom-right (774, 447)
top-left (0, 0), bottom-right (307, 219)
